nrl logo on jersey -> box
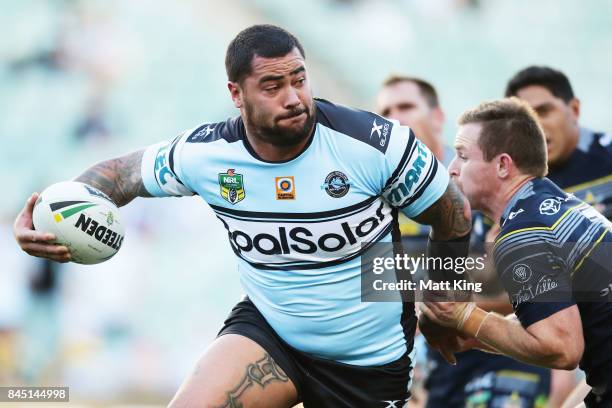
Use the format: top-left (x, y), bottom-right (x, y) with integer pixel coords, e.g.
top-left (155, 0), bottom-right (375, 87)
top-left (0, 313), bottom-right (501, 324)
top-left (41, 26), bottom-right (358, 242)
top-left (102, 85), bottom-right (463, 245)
top-left (219, 169), bottom-right (245, 204)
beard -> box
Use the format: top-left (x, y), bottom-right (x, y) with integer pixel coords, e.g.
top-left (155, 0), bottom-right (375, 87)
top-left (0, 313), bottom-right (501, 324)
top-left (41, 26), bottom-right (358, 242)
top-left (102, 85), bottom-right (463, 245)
top-left (245, 103), bottom-right (315, 147)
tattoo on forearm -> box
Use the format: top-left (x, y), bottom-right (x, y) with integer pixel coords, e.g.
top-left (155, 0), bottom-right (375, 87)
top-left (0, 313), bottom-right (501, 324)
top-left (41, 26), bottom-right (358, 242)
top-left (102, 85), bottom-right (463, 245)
top-left (216, 353), bottom-right (289, 408)
top-left (75, 150), bottom-right (151, 207)
top-left (415, 181), bottom-right (471, 240)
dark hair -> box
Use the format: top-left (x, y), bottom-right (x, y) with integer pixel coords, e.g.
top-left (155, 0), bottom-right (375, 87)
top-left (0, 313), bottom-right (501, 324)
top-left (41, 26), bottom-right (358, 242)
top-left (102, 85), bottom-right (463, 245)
top-left (458, 97), bottom-right (548, 177)
top-left (382, 75), bottom-right (440, 108)
top-left (505, 66), bottom-right (575, 103)
top-left (225, 24), bottom-right (305, 83)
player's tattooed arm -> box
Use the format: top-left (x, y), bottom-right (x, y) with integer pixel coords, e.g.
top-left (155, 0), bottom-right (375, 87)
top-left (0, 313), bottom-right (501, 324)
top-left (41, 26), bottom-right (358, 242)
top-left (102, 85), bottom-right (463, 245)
top-left (413, 181), bottom-right (471, 241)
top-left (216, 353), bottom-right (289, 408)
top-left (74, 149), bottom-right (152, 207)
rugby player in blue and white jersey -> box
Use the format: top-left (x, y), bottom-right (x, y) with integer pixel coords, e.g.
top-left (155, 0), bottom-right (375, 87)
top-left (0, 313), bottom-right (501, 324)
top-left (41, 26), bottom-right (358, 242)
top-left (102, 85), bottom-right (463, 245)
top-left (13, 25), bottom-right (472, 407)
top-left (421, 98), bottom-right (612, 407)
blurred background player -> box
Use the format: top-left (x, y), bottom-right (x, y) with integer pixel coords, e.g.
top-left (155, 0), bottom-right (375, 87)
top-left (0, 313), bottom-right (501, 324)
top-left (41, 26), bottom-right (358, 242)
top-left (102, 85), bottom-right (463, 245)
top-left (377, 76), bottom-right (551, 408)
top-left (376, 76), bottom-right (452, 165)
top-left (505, 66), bottom-right (612, 218)
top-left (376, 76), bottom-right (453, 247)
top-left (376, 75), bottom-right (448, 406)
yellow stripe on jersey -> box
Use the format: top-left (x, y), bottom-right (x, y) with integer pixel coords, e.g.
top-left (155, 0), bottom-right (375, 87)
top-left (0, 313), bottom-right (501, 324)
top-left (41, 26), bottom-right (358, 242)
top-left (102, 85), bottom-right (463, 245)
top-left (564, 174), bottom-right (612, 193)
top-left (572, 228), bottom-right (609, 276)
top-left (494, 204), bottom-right (586, 247)
top-left (496, 370), bottom-right (540, 383)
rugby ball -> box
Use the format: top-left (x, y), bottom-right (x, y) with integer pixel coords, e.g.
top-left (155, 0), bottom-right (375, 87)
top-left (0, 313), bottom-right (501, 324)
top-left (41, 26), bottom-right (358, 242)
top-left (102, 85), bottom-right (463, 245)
top-left (32, 181), bottom-right (125, 264)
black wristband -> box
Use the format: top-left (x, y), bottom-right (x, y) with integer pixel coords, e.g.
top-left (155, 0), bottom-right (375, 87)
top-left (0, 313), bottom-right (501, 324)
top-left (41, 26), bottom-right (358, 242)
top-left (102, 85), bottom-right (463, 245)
top-left (426, 232), bottom-right (471, 283)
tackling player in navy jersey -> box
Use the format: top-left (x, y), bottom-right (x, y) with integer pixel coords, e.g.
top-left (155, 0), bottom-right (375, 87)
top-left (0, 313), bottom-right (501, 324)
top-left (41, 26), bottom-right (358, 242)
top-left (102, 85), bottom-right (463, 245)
top-left (504, 65), bottom-right (612, 407)
top-left (421, 98), bottom-right (612, 407)
top-left (377, 76), bottom-right (551, 408)
top-left (14, 25), bottom-right (471, 407)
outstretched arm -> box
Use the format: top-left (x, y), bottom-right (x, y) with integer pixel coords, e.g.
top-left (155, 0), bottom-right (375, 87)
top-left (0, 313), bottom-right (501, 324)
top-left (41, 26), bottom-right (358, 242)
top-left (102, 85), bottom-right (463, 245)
top-left (74, 149), bottom-right (151, 207)
top-left (14, 149), bottom-right (151, 262)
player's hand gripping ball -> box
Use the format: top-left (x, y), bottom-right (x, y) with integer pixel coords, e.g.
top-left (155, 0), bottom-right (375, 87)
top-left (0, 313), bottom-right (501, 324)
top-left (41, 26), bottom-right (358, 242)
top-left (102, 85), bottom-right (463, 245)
top-left (32, 181), bottom-right (125, 264)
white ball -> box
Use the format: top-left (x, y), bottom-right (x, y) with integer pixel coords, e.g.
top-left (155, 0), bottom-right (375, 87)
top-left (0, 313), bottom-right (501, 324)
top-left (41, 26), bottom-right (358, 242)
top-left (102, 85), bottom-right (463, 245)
top-left (33, 181), bottom-right (125, 265)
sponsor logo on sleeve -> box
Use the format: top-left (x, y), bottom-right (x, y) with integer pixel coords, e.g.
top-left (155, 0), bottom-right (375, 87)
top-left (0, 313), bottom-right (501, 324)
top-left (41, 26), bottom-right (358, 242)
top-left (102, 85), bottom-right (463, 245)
top-left (511, 274), bottom-right (559, 307)
top-left (539, 198), bottom-right (561, 215)
top-left (370, 118), bottom-right (390, 147)
top-left (186, 124), bottom-right (216, 143)
top-left (386, 140), bottom-right (429, 204)
top-left (512, 263), bottom-right (532, 283)
top-left (380, 399), bottom-right (409, 408)
top-left (508, 208), bottom-right (524, 220)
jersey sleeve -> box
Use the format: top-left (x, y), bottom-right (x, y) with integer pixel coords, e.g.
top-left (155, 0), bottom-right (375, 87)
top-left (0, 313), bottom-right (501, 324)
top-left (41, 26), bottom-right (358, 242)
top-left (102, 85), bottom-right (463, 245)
top-left (381, 125), bottom-right (449, 218)
top-left (140, 130), bottom-right (196, 197)
top-left (494, 226), bottom-right (576, 328)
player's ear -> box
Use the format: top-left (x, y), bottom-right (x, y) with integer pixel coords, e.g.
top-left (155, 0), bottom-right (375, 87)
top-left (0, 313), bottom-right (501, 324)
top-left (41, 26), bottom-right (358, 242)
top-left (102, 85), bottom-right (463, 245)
top-left (431, 107), bottom-right (445, 136)
top-left (569, 97), bottom-right (580, 122)
top-left (227, 81), bottom-right (243, 109)
top-left (497, 153), bottom-right (512, 178)
top-left (432, 107), bottom-right (445, 126)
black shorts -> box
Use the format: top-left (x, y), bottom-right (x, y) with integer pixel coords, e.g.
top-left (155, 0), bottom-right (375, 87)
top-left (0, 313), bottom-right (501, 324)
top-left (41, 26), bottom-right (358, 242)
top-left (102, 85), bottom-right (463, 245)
top-left (218, 297), bottom-right (413, 408)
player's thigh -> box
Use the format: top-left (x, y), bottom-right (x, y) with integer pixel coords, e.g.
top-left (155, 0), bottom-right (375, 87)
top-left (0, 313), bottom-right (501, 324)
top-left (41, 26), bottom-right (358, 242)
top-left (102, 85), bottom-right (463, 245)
top-left (169, 334), bottom-right (299, 408)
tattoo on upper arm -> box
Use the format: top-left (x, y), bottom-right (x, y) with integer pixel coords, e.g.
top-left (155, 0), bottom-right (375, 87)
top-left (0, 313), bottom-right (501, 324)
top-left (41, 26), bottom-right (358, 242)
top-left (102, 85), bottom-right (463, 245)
top-left (413, 181), bottom-right (471, 240)
top-left (75, 149), bottom-right (151, 207)
top-left (216, 353), bottom-right (289, 408)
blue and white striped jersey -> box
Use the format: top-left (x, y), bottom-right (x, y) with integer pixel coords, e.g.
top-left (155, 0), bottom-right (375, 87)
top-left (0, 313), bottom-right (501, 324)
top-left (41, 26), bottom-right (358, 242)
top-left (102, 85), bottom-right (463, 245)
top-left (494, 177), bottom-right (612, 389)
top-left (140, 98), bottom-right (449, 365)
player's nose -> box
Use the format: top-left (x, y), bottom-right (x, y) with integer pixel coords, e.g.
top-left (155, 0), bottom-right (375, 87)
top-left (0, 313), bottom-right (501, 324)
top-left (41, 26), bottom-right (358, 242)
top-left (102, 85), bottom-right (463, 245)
top-left (448, 156), bottom-right (460, 177)
top-left (282, 86), bottom-right (301, 109)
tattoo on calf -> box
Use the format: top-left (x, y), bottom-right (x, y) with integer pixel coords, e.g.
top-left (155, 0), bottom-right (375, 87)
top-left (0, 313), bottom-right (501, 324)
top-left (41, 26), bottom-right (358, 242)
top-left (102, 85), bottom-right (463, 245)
top-left (217, 353), bottom-right (289, 408)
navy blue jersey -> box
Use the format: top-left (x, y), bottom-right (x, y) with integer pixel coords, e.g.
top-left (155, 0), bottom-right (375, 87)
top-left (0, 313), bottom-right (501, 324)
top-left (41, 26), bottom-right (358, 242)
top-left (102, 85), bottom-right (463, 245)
top-left (495, 177), bottom-right (612, 391)
top-left (427, 129), bottom-right (612, 406)
top-left (425, 349), bottom-right (550, 408)
top-left (547, 129), bottom-right (612, 219)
